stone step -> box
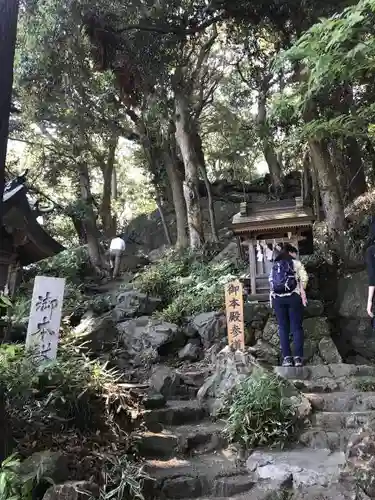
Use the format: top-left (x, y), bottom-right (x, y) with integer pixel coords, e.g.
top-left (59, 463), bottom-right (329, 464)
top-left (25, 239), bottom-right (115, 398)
top-left (144, 400), bottom-right (208, 428)
top-left (298, 427), bottom-right (352, 451)
top-left (313, 410), bottom-right (375, 430)
top-left (275, 364), bottom-right (375, 382)
top-left (136, 421), bottom-right (226, 459)
top-left (143, 453), bottom-right (255, 499)
top-left (305, 391), bottom-right (375, 412)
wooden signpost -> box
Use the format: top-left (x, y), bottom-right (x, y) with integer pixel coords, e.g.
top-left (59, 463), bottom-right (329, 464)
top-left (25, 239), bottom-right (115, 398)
top-left (26, 276), bottom-right (65, 360)
top-left (225, 279), bottom-right (245, 350)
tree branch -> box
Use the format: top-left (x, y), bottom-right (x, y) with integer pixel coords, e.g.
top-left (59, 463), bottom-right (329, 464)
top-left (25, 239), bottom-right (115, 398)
top-left (116, 14), bottom-right (225, 36)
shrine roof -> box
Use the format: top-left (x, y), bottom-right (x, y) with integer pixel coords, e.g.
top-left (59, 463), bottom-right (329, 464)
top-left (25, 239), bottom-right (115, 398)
top-left (231, 199), bottom-right (315, 233)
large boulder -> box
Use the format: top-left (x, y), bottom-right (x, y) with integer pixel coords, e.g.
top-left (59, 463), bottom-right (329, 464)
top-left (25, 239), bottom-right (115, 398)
top-left (210, 241), bottom-right (239, 266)
top-left (178, 342), bottom-right (203, 362)
top-left (197, 346), bottom-right (258, 410)
top-left (73, 311), bottom-right (117, 352)
top-left (336, 270), bottom-right (375, 361)
top-left (149, 365), bottom-right (182, 398)
top-left (190, 312), bottom-right (226, 349)
top-left (117, 317), bottom-right (185, 360)
top-left (112, 288), bottom-right (161, 322)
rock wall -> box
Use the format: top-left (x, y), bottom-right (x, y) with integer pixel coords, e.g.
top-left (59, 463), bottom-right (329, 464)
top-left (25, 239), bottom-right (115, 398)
top-left (244, 302), bottom-right (342, 366)
top-left (336, 270), bottom-right (375, 363)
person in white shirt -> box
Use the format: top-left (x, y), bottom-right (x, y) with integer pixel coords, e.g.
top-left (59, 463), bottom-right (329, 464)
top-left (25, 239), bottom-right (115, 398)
top-left (109, 235), bottom-right (126, 278)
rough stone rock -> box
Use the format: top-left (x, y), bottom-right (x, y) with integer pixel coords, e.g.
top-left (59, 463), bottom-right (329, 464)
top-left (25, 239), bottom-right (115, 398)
top-left (120, 254), bottom-right (150, 272)
top-left (247, 449), bottom-right (345, 490)
top-left (178, 343), bottom-right (203, 362)
top-left (112, 289), bottom-right (161, 321)
top-left (73, 312), bottom-right (117, 352)
top-left (197, 346), bottom-right (258, 412)
top-left (43, 482), bottom-right (99, 500)
top-left (248, 340), bottom-right (279, 366)
top-left (210, 241), bottom-right (239, 266)
top-left (260, 316), bottom-right (337, 365)
top-left (143, 391), bottom-right (166, 410)
top-left (344, 420), bottom-right (375, 497)
top-left (304, 300), bottom-right (324, 318)
top-left (149, 365), bottom-right (182, 398)
top-left (148, 245), bottom-right (170, 263)
top-left (117, 317), bottom-right (184, 358)
top-left (318, 337), bottom-right (343, 364)
top-left (19, 452), bottom-right (68, 485)
top-left (191, 312), bottom-right (226, 349)
top-left (336, 270), bottom-right (375, 360)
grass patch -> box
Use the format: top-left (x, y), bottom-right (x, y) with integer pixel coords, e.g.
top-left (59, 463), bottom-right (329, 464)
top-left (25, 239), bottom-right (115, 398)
top-left (221, 369), bottom-right (299, 449)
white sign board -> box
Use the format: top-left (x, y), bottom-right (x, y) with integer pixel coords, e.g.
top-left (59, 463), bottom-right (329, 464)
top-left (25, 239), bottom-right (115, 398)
top-left (26, 276), bottom-right (65, 360)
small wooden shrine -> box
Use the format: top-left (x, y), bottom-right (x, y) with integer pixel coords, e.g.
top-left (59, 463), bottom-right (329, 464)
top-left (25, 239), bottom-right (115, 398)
top-left (232, 196), bottom-right (315, 301)
top-left (0, 176), bottom-right (64, 295)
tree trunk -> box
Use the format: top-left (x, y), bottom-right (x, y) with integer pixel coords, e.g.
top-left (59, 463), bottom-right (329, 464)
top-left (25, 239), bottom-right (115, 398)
top-left (78, 162), bottom-right (106, 274)
top-left (71, 214), bottom-right (87, 245)
top-left (0, 0), bottom-right (19, 251)
top-left (174, 91), bottom-right (204, 249)
top-left (100, 137), bottom-right (117, 237)
top-left (256, 91), bottom-right (283, 194)
top-left (308, 139), bottom-right (346, 240)
top-left (344, 137), bottom-right (367, 201)
top-left (164, 151), bottom-right (188, 248)
top-left (193, 129), bottom-right (219, 243)
top-left (156, 196), bottom-right (172, 246)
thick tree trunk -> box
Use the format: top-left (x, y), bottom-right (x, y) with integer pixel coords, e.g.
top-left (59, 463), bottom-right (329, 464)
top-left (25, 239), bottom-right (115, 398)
top-left (256, 92), bottom-right (283, 194)
top-left (78, 162), bottom-right (106, 274)
top-left (100, 137), bottom-right (117, 237)
top-left (0, 0), bottom-right (19, 252)
top-left (193, 130), bottom-right (219, 243)
top-left (164, 151), bottom-right (188, 248)
top-left (308, 139), bottom-right (346, 240)
top-left (71, 214), bottom-right (87, 245)
top-left (344, 137), bottom-right (367, 201)
top-left (174, 91), bottom-right (204, 249)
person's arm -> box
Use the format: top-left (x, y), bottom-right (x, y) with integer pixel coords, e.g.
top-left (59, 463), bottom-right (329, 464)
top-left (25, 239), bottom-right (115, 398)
top-left (295, 261), bottom-right (308, 306)
top-left (296, 261), bottom-right (308, 290)
top-left (366, 247), bottom-right (375, 317)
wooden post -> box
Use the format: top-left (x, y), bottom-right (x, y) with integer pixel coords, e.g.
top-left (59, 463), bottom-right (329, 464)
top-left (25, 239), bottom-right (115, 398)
top-left (0, 0), bottom-right (20, 240)
top-left (248, 240), bottom-right (256, 295)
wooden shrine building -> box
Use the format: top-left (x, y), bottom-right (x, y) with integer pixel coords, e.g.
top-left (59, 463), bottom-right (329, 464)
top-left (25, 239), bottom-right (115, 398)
top-left (0, 176), bottom-right (64, 295)
top-left (231, 196), bottom-right (315, 301)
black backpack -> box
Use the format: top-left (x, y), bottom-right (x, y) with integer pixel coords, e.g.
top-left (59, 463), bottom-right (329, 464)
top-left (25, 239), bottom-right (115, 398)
top-left (271, 259), bottom-right (297, 294)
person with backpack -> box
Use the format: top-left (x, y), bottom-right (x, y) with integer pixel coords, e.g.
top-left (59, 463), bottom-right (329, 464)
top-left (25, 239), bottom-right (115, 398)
top-left (269, 243), bottom-right (309, 367)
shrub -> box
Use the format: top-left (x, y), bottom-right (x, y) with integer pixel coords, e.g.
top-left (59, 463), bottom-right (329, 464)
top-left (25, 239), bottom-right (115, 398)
top-left (0, 453), bottom-right (45, 500)
top-left (135, 249), bottom-right (239, 324)
top-left (222, 369), bottom-right (298, 449)
top-left (24, 247), bottom-right (90, 286)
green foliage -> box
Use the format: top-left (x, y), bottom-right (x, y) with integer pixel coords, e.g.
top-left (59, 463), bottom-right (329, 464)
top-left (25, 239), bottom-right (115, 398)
top-left (26, 247), bottom-right (90, 285)
top-left (222, 369), bottom-right (298, 449)
top-left (135, 250), bottom-right (238, 323)
top-left (0, 342), bottom-right (124, 432)
top-left (0, 453), bottom-right (47, 500)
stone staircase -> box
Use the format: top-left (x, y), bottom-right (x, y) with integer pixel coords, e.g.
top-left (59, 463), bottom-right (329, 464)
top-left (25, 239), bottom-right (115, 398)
top-left (276, 364), bottom-right (375, 453)
top-left (137, 363), bottom-right (375, 499)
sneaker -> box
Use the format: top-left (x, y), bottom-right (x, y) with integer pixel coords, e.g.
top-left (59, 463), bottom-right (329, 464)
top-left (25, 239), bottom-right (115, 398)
top-left (282, 356), bottom-right (294, 367)
top-left (294, 357), bottom-right (304, 367)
